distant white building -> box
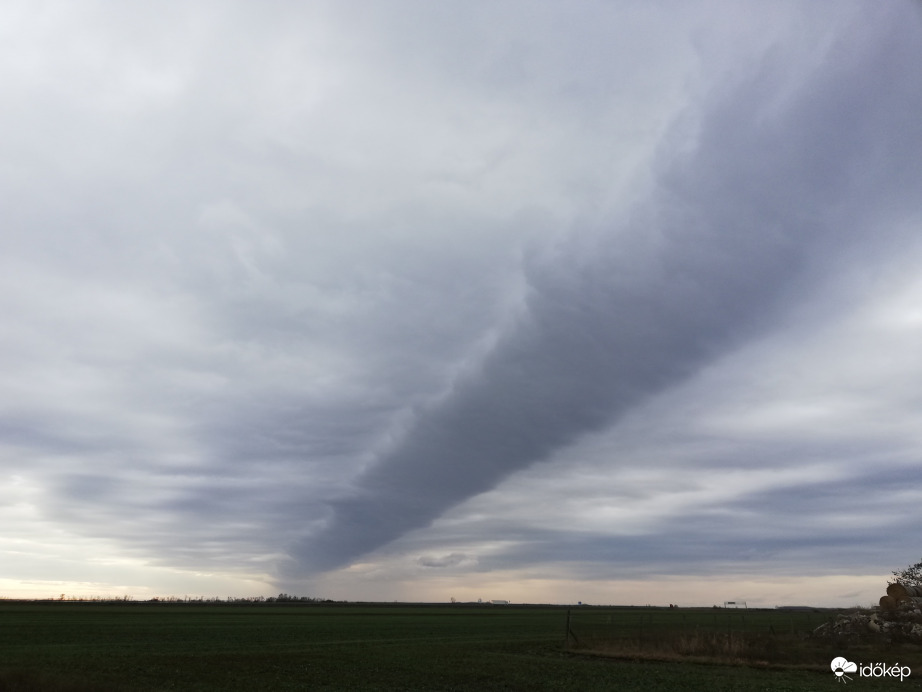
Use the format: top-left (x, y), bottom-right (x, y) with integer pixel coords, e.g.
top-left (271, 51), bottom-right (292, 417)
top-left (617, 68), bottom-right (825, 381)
top-left (489, 599), bottom-right (509, 605)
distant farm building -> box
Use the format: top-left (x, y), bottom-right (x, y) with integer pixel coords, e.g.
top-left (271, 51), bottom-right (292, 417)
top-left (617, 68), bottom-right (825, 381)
top-left (489, 600), bottom-right (509, 605)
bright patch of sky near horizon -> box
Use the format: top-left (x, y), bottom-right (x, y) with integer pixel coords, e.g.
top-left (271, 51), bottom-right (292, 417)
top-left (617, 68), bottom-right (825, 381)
top-left (1, 1), bottom-right (921, 606)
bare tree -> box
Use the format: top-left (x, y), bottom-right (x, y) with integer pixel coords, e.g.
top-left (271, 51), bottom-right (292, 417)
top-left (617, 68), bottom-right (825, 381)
top-left (891, 557), bottom-right (922, 587)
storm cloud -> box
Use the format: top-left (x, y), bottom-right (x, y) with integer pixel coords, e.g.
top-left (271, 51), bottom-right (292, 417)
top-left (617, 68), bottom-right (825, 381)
top-left (2, 1), bottom-right (921, 606)
top-left (292, 3), bottom-right (922, 573)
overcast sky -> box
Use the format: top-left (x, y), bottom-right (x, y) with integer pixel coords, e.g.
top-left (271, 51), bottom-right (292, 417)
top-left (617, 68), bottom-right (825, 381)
top-left (2, 0), bottom-right (921, 607)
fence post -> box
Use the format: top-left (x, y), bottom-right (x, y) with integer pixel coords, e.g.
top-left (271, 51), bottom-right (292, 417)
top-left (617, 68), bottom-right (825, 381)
top-left (565, 609), bottom-right (570, 650)
top-left (564, 609), bottom-right (580, 649)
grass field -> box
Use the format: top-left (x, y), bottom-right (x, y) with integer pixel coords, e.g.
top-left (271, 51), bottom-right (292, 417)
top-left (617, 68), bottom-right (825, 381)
top-left (1, 601), bottom-right (920, 690)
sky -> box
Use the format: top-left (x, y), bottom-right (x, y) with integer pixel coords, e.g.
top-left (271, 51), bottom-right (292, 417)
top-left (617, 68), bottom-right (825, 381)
top-left (1, 0), bottom-right (921, 608)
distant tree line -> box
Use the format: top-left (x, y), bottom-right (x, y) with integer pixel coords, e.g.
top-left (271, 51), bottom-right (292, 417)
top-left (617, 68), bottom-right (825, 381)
top-left (148, 594), bottom-right (329, 604)
top-left (0, 594), bottom-right (330, 604)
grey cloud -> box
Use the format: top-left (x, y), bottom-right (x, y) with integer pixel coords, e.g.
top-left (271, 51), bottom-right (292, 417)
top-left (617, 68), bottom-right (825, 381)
top-left (389, 407), bottom-right (922, 581)
top-left (417, 553), bottom-right (476, 569)
top-left (290, 4), bottom-right (922, 575)
top-left (2, 1), bottom-right (920, 602)
top-left (413, 484), bottom-right (906, 581)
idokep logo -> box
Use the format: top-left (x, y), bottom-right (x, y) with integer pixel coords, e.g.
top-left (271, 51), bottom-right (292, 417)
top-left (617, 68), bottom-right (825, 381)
top-left (831, 657), bottom-right (857, 683)
top-left (831, 657), bottom-right (912, 683)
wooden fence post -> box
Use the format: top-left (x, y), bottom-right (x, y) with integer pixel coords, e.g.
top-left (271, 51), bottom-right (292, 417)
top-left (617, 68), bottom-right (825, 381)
top-left (565, 609), bottom-right (570, 649)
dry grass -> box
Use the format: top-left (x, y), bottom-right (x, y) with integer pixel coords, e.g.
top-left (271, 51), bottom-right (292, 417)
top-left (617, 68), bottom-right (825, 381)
top-left (574, 629), bottom-right (799, 667)
top-left (573, 626), bottom-right (922, 675)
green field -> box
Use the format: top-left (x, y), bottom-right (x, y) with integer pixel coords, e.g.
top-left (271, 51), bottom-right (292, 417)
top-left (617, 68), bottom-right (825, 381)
top-left (1, 602), bottom-right (919, 691)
